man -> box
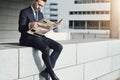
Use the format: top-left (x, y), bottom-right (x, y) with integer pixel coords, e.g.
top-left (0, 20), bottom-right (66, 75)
top-left (18, 0), bottom-right (63, 80)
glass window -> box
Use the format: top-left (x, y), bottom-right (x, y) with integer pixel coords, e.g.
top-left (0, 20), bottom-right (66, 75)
top-left (69, 20), bottom-right (74, 29)
top-left (74, 11), bottom-right (78, 14)
top-left (92, 0), bottom-right (96, 3)
top-left (75, 0), bottom-right (110, 4)
top-left (96, 11), bottom-right (100, 14)
top-left (86, 0), bottom-right (91, 3)
top-left (69, 20), bottom-right (85, 29)
top-left (50, 9), bottom-right (58, 11)
top-left (101, 21), bottom-right (110, 29)
top-left (91, 11), bottom-right (95, 14)
top-left (83, 11), bottom-right (86, 14)
top-left (69, 11), bottom-right (109, 15)
top-left (104, 11), bottom-right (110, 14)
top-left (87, 21), bottom-right (99, 29)
top-left (50, 14), bottom-right (57, 16)
top-left (74, 0), bottom-right (86, 4)
top-left (101, 11), bottom-right (105, 14)
top-left (87, 11), bottom-right (91, 14)
top-left (75, 21), bottom-right (85, 29)
top-left (70, 12), bottom-right (73, 15)
top-left (50, 3), bottom-right (58, 5)
top-left (78, 11), bottom-right (82, 14)
top-left (44, 3), bottom-right (58, 22)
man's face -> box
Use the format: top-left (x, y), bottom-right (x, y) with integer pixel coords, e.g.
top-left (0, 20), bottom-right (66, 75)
top-left (33, 0), bottom-right (45, 11)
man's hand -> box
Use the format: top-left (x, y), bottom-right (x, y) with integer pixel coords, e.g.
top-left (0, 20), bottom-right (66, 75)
top-left (29, 22), bottom-right (38, 28)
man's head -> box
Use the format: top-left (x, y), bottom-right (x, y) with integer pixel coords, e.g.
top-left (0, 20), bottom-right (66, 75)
top-left (33, 0), bottom-right (47, 11)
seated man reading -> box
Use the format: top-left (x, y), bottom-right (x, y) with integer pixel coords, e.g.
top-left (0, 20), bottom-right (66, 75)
top-left (18, 0), bottom-right (63, 80)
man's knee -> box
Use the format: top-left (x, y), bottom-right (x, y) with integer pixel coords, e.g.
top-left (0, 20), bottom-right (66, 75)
top-left (41, 47), bottom-right (50, 55)
top-left (57, 44), bottom-right (63, 52)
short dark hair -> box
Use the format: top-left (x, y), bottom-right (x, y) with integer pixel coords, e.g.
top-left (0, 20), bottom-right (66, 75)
top-left (35, 0), bottom-right (47, 2)
top-left (42, 0), bottom-right (47, 2)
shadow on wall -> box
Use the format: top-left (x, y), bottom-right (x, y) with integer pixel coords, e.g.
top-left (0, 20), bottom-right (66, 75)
top-left (32, 48), bottom-right (46, 72)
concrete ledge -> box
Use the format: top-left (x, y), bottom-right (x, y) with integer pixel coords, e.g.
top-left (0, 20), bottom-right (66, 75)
top-left (94, 70), bottom-right (120, 80)
top-left (69, 29), bottom-right (110, 39)
top-left (0, 49), bottom-right (18, 80)
top-left (1, 39), bottom-right (120, 80)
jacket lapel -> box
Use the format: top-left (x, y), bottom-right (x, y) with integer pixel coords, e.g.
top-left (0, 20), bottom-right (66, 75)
top-left (28, 7), bottom-right (36, 21)
top-left (38, 11), bottom-right (43, 21)
top-left (28, 7), bottom-right (43, 21)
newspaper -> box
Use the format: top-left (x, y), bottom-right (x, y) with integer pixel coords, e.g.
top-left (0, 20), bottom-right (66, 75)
top-left (27, 18), bottom-right (63, 36)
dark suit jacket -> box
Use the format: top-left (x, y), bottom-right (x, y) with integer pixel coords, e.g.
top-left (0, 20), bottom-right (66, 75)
top-left (18, 6), bottom-right (43, 45)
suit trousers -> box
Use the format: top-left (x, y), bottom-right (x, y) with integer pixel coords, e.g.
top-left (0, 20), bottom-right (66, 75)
top-left (21, 35), bottom-right (63, 76)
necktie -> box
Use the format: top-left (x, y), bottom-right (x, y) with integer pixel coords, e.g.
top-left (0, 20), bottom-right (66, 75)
top-left (35, 11), bottom-right (38, 21)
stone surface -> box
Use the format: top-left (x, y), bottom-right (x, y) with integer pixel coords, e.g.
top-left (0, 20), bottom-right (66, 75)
top-left (0, 49), bottom-right (18, 80)
top-left (55, 44), bottom-right (77, 69)
top-left (19, 48), bottom-right (44, 78)
top-left (84, 58), bottom-right (112, 80)
top-left (77, 41), bottom-right (108, 64)
top-left (55, 64), bottom-right (84, 80)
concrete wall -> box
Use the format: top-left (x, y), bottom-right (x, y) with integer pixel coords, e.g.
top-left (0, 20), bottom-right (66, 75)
top-left (1, 39), bottom-right (120, 80)
top-left (94, 70), bottom-right (120, 80)
top-left (0, 0), bottom-right (32, 43)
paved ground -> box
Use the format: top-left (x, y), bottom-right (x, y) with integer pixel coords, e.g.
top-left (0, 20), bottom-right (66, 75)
top-left (116, 78), bottom-right (120, 80)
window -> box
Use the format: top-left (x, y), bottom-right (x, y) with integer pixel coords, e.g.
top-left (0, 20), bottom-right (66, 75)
top-left (75, 0), bottom-right (110, 4)
top-left (101, 21), bottom-right (110, 29)
top-left (70, 12), bottom-right (73, 15)
top-left (69, 20), bottom-right (74, 29)
top-left (69, 20), bottom-right (110, 29)
top-left (69, 11), bottom-right (110, 15)
top-left (69, 20), bottom-right (85, 29)
top-left (87, 21), bottom-right (99, 29)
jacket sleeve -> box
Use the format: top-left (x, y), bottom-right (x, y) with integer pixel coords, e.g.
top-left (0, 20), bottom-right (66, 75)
top-left (18, 10), bottom-right (29, 33)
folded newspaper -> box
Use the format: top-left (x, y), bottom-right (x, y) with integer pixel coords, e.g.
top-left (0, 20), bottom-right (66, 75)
top-left (27, 18), bottom-right (63, 36)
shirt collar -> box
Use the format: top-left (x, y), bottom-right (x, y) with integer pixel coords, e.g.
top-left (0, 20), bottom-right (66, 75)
top-left (31, 5), bottom-right (36, 17)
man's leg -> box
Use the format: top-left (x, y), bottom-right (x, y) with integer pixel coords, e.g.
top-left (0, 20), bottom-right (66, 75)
top-left (44, 37), bottom-right (63, 68)
top-left (30, 36), bottom-right (59, 80)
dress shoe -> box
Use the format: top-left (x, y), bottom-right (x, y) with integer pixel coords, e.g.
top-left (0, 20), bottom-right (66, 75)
top-left (51, 74), bottom-right (59, 80)
top-left (40, 71), bottom-right (50, 80)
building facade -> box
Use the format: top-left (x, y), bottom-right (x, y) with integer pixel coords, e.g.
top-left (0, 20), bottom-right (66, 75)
top-left (44, 0), bottom-right (110, 39)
